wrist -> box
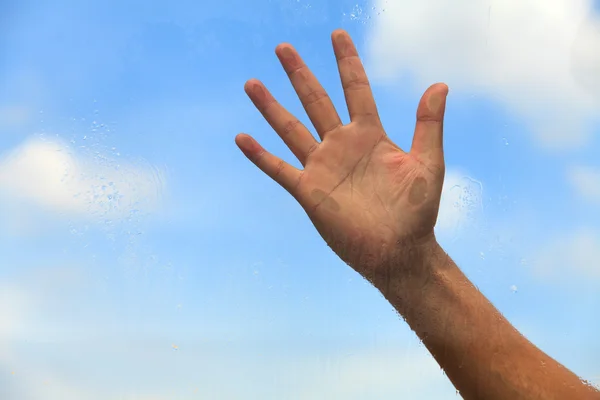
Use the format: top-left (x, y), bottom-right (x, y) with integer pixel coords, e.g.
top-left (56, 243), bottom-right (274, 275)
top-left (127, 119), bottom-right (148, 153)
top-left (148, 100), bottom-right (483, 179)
top-left (371, 234), bottom-right (447, 305)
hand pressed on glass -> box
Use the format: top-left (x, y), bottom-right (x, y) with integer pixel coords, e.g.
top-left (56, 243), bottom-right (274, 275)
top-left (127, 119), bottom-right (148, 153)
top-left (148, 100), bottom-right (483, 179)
top-left (235, 29), bottom-right (449, 282)
top-left (235, 29), bottom-right (600, 400)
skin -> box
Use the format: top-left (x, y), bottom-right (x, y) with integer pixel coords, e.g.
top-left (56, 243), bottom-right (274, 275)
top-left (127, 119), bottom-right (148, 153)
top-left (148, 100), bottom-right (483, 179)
top-left (235, 29), bottom-right (600, 399)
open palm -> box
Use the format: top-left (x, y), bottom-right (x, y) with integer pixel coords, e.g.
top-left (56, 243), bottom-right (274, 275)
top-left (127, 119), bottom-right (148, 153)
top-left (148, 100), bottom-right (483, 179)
top-left (235, 29), bottom-right (449, 281)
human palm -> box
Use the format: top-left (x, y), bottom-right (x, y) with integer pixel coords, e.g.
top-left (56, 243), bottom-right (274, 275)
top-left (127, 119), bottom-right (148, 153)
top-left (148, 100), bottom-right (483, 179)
top-left (235, 29), bottom-right (449, 280)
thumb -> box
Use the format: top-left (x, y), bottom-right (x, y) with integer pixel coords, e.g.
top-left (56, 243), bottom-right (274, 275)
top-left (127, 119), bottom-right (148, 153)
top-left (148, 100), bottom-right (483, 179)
top-left (410, 83), bottom-right (449, 167)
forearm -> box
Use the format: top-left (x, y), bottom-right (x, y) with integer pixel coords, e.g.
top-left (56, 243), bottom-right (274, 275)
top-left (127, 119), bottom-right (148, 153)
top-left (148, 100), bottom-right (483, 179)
top-left (375, 238), bottom-right (600, 400)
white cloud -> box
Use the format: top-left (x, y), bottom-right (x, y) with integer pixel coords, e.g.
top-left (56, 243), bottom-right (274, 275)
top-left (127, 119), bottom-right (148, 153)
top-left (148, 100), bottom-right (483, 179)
top-left (2, 336), bottom-right (456, 400)
top-left (532, 227), bottom-right (600, 281)
top-left (0, 285), bottom-right (30, 357)
top-left (0, 136), bottom-right (166, 223)
top-left (435, 168), bottom-right (484, 238)
top-left (0, 269), bottom-right (456, 400)
top-left (14, 377), bottom-right (98, 400)
top-left (0, 269), bottom-right (107, 400)
top-left (365, 0), bottom-right (600, 149)
top-left (567, 165), bottom-right (600, 203)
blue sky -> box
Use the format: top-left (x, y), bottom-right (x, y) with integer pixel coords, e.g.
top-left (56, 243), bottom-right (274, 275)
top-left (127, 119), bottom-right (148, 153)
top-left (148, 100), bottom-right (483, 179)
top-left (0, 0), bottom-right (599, 398)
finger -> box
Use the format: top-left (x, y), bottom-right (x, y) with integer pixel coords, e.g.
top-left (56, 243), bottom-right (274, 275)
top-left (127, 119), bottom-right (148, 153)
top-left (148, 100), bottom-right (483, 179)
top-left (331, 29), bottom-right (379, 122)
top-left (410, 83), bottom-right (449, 167)
top-left (245, 79), bottom-right (319, 166)
top-left (275, 44), bottom-right (343, 139)
top-left (235, 133), bottom-right (302, 195)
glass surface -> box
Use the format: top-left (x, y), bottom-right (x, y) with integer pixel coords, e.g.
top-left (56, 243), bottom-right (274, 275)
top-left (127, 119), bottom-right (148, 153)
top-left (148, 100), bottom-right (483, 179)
top-left (0, 0), bottom-right (598, 398)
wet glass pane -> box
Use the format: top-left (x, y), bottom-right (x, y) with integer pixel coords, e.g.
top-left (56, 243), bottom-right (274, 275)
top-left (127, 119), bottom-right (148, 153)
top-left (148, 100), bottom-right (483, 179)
top-left (0, 0), bottom-right (598, 398)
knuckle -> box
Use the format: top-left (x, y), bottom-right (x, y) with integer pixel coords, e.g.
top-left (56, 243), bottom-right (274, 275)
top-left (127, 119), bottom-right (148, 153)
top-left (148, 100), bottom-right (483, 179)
top-left (304, 142), bottom-right (320, 162)
top-left (322, 121), bottom-right (343, 137)
top-left (292, 170), bottom-right (305, 193)
top-left (303, 89), bottom-right (329, 107)
top-left (274, 158), bottom-right (286, 177)
top-left (253, 149), bottom-right (267, 165)
top-left (344, 78), bottom-right (370, 91)
top-left (281, 119), bottom-right (302, 136)
top-left (416, 109), bottom-right (442, 123)
top-left (288, 64), bottom-right (306, 78)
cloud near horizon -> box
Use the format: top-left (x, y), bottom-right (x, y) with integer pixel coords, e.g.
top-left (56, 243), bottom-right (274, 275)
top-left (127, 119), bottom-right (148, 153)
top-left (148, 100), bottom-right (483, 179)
top-left (0, 136), bottom-right (166, 232)
top-left (365, 0), bottom-right (600, 150)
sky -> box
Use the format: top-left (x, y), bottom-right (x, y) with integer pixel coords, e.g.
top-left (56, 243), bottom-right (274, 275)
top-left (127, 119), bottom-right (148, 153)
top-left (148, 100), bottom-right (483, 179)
top-left (0, 0), bottom-right (599, 398)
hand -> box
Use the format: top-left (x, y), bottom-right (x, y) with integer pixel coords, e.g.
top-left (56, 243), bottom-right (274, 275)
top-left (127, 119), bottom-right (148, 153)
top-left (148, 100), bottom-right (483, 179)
top-left (235, 29), bottom-right (449, 283)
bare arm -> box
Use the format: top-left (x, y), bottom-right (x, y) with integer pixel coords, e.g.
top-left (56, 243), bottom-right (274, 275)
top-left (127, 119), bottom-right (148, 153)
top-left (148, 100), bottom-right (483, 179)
top-left (236, 29), bottom-right (599, 400)
top-left (373, 238), bottom-right (600, 400)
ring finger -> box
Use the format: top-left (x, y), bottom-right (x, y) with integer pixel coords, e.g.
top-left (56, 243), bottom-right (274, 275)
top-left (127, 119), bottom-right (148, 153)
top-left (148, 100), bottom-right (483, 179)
top-left (276, 44), bottom-right (343, 140)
